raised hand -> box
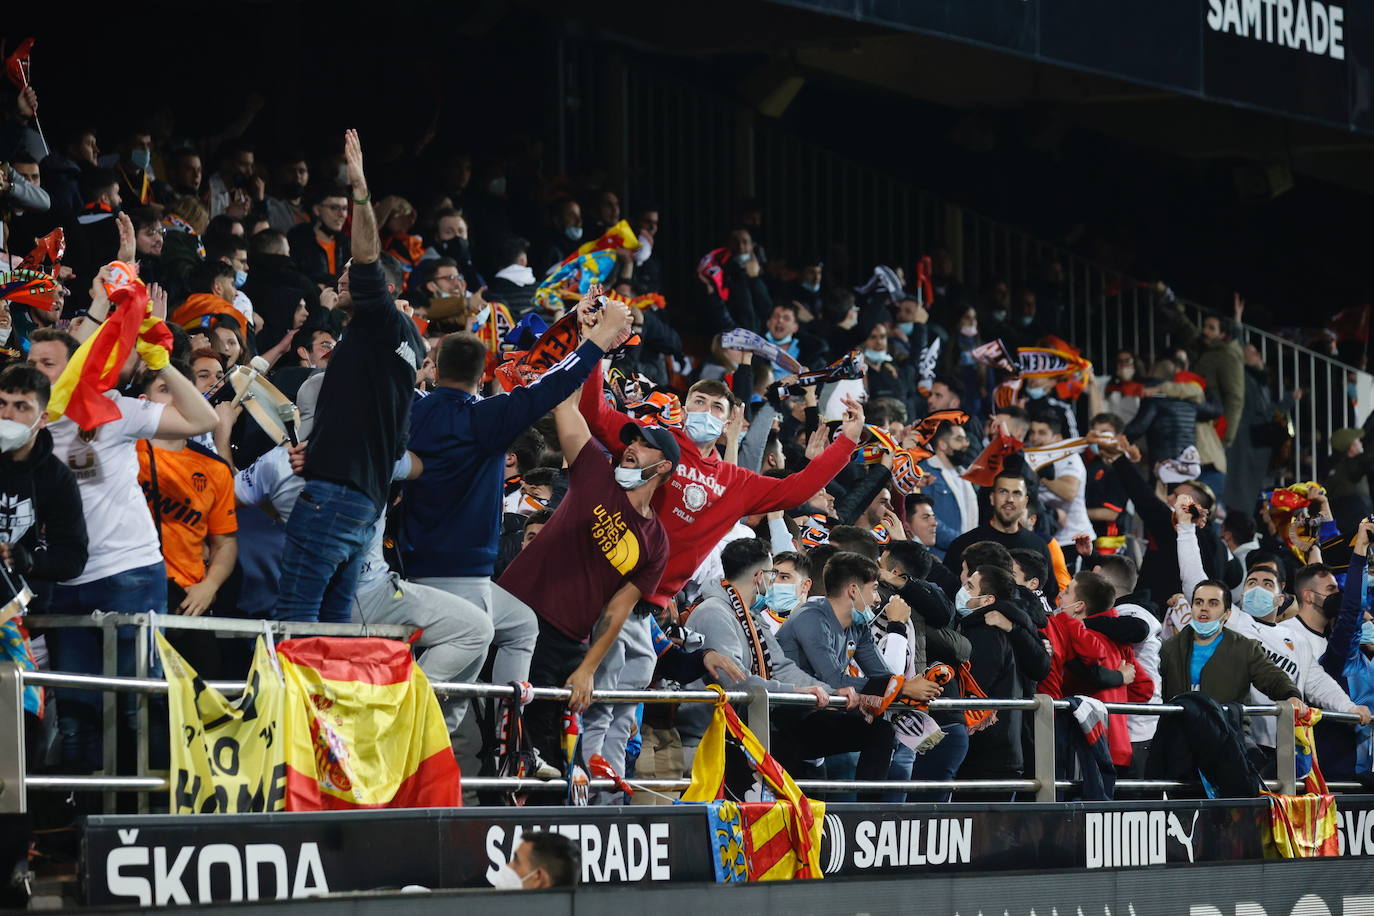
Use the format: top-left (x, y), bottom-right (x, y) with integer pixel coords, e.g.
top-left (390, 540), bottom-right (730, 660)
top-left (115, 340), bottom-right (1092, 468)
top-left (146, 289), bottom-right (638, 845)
top-left (839, 395), bottom-right (865, 443)
top-left (115, 212), bottom-right (136, 264)
top-left (343, 128), bottom-right (367, 192)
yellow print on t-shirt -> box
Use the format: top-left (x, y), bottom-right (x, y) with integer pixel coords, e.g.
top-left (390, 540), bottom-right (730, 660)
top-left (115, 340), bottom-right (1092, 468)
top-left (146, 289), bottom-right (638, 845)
top-left (592, 504), bottom-right (640, 576)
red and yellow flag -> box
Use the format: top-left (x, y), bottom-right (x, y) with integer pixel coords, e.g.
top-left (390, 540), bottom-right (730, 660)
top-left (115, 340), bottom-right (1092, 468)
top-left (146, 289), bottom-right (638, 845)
top-left (277, 637), bottom-right (461, 811)
top-left (683, 687), bottom-right (824, 881)
top-left (47, 269), bottom-right (169, 429)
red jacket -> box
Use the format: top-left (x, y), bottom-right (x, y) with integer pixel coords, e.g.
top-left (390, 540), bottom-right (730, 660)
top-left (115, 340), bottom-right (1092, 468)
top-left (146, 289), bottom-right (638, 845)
top-left (1062, 608), bottom-right (1155, 767)
top-left (1038, 610), bottom-right (1112, 701)
top-left (579, 363), bottom-right (856, 607)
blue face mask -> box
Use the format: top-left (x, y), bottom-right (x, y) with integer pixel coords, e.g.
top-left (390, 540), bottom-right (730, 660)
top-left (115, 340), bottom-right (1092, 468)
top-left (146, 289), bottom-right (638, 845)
top-left (955, 586), bottom-right (976, 617)
top-left (765, 583), bottom-right (800, 613)
top-left (683, 410), bottom-right (725, 445)
top-left (1025, 387), bottom-right (1048, 400)
top-left (896, 321), bottom-right (915, 335)
top-left (130, 149), bottom-right (152, 170)
top-left (1192, 617), bottom-right (1223, 638)
top-left (800, 282), bottom-right (820, 293)
top-left (233, 269), bottom-right (248, 289)
top-left (751, 590), bottom-right (768, 612)
top-left (1242, 587), bottom-right (1275, 618)
top-left (852, 607), bottom-right (875, 628)
top-left (766, 332), bottom-right (794, 346)
top-left (1361, 621), bottom-right (1374, 645)
top-left (864, 348), bottom-right (893, 364)
top-left (564, 225), bottom-right (584, 242)
top-left (735, 252), bottom-right (752, 264)
top-left (1350, 383), bottom-right (1360, 401)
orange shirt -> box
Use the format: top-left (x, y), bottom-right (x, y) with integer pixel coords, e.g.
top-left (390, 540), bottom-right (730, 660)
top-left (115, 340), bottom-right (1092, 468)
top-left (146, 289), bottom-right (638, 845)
top-left (137, 441), bottom-right (237, 587)
top-left (319, 237), bottom-right (338, 277)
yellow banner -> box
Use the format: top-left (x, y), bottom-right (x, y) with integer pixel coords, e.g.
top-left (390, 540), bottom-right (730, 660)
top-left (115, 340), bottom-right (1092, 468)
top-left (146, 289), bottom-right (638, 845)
top-left (157, 633), bottom-right (287, 814)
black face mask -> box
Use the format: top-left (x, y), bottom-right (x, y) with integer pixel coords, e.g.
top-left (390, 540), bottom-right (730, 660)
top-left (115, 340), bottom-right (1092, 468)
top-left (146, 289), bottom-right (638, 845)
top-left (316, 221), bottom-right (340, 238)
top-left (281, 181), bottom-right (306, 199)
top-left (436, 237), bottom-right (470, 263)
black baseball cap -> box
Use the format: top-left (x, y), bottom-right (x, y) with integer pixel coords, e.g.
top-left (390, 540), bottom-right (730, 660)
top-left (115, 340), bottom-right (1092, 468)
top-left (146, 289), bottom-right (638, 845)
top-left (620, 422), bottom-right (680, 472)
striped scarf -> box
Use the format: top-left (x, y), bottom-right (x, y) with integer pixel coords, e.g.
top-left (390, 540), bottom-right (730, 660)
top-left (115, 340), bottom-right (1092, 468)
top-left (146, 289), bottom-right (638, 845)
top-left (722, 579), bottom-right (772, 680)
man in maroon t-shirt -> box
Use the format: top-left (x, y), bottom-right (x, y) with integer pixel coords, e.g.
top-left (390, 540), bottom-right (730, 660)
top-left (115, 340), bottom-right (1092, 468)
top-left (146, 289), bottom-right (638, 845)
top-left (497, 374), bottom-right (679, 765)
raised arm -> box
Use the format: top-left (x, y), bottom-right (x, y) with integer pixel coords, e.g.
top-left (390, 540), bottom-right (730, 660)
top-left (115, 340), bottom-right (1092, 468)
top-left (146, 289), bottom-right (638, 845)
top-left (343, 129), bottom-right (378, 264)
top-left (154, 361), bottom-right (219, 439)
top-left (742, 396), bottom-right (862, 515)
top-left (1321, 519), bottom-right (1374, 676)
top-left (1174, 498), bottom-right (1207, 598)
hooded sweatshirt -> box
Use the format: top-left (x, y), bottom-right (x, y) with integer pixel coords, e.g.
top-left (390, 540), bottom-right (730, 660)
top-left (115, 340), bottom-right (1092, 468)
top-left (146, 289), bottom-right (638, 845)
top-left (0, 427), bottom-right (88, 607)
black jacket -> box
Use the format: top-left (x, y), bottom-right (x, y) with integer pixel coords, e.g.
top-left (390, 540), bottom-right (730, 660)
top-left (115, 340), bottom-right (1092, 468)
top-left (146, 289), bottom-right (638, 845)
top-left (287, 222), bottom-right (351, 289)
top-left (486, 275), bottom-right (536, 318)
top-left (957, 599), bottom-right (1048, 778)
top-left (1125, 394), bottom-right (1197, 462)
top-left (0, 429), bottom-right (88, 609)
top-left (244, 252), bottom-right (323, 341)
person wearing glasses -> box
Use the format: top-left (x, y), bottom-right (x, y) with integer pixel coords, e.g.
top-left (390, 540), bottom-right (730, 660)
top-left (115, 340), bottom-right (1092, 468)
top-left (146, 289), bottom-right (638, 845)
top-left (675, 536), bottom-right (852, 771)
top-left (287, 187), bottom-right (352, 288)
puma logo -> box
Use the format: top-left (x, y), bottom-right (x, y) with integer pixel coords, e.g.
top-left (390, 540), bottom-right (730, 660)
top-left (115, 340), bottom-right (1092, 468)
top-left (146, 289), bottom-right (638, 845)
top-left (1166, 809), bottom-right (1199, 863)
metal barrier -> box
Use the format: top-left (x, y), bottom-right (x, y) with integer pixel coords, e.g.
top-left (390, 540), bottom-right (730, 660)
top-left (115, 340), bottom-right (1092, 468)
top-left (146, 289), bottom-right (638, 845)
top-left (8, 614), bottom-right (414, 815)
top-left (600, 63), bottom-right (1374, 486)
top-left (0, 634), bottom-right (1363, 815)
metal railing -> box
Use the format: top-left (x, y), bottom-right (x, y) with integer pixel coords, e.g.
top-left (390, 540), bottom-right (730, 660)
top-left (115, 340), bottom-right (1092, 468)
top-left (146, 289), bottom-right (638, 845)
top-left (598, 62), bottom-right (1374, 487)
top-left (0, 616), bottom-right (1364, 814)
top-left (957, 208), bottom-right (1374, 486)
top-left (7, 613), bottom-right (415, 814)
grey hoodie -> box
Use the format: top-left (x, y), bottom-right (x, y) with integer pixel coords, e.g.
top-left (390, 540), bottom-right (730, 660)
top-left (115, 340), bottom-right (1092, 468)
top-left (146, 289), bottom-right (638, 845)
top-left (677, 577), bottom-right (833, 746)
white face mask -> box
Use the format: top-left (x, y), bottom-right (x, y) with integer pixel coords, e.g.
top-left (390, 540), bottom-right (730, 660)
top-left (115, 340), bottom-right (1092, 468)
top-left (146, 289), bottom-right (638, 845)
top-left (0, 415), bottom-right (39, 454)
top-left (614, 464), bottom-right (658, 491)
top-left (489, 863), bottom-right (535, 890)
top-left (633, 235), bottom-right (653, 265)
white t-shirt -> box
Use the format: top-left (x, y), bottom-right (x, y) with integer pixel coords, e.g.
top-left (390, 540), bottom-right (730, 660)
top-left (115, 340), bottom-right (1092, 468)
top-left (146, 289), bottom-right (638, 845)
top-left (48, 393), bottom-right (166, 585)
top-left (1115, 602), bottom-right (1163, 743)
top-left (1041, 453), bottom-right (1093, 545)
top-left (234, 446), bottom-right (302, 522)
top-left (1230, 612), bottom-right (1354, 746)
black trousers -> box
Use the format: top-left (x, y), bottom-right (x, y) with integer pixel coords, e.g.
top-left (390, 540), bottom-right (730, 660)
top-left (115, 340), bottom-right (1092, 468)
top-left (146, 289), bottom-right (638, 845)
top-left (525, 619), bottom-right (588, 771)
top-left (771, 708), bottom-right (895, 800)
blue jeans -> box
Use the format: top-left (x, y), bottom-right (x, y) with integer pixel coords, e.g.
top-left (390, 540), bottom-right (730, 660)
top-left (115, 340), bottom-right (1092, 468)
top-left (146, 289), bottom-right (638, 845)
top-left (47, 561), bottom-right (168, 773)
top-left (274, 480), bottom-right (380, 623)
top-left (886, 722), bottom-right (970, 802)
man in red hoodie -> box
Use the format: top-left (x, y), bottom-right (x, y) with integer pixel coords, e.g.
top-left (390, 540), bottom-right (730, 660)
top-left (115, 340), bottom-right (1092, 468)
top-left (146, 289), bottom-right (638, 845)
top-left (1060, 570), bottom-right (1153, 770)
top-left (575, 357), bottom-right (862, 773)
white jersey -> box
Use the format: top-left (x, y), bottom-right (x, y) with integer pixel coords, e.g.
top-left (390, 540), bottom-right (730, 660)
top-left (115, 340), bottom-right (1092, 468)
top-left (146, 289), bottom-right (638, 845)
top-left (1041, 452), bottom-right (1094, 546)
top-left (1116, 603), bottom-right (1163, 742)
top-left (1228, 612), bottom-right (1354, 747)
top-left (48, 393), bottom-right (166, 585)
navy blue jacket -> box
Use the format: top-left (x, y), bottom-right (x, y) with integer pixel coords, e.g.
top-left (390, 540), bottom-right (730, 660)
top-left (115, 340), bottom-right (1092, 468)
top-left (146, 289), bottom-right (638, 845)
top-left (401, 340), bottom-right (605, 578)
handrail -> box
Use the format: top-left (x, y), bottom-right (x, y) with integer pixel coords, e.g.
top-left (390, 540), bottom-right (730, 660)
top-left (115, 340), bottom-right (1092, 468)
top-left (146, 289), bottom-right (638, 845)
top-left (1, 661), bottom-right (1361, 816)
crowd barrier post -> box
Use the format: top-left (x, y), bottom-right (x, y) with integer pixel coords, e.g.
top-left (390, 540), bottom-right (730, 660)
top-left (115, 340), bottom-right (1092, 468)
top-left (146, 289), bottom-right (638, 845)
top-left (1275, 704), bottom-right (1298, 796)
top-left (1032, 693), bottom-right (1056, 802)
top-left (0, 662), bottom-right (23, 814)
top-left (744, 682), bottom-right (771, 753)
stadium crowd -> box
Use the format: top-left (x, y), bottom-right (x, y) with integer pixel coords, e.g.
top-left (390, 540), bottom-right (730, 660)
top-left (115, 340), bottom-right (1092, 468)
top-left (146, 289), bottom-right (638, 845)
top-left (2, 81), bottom-right (1374, 808)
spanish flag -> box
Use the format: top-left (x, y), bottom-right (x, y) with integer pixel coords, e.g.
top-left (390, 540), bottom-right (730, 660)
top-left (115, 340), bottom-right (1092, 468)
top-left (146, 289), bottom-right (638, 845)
top-left (277, 637), bottom-right (461, 810)
top-left (683, 687), bottom-right (824, 881)
top-left (47, 276), bottom-right (170, 428)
